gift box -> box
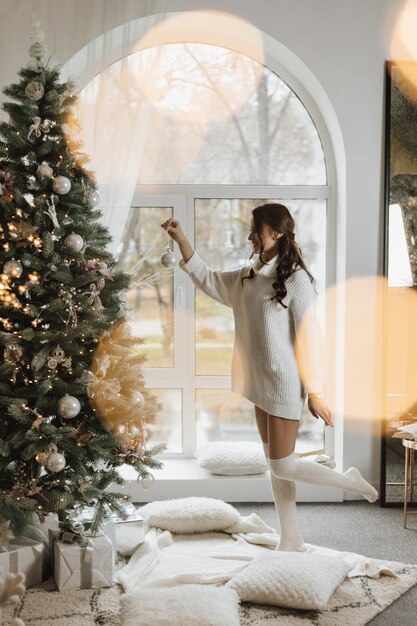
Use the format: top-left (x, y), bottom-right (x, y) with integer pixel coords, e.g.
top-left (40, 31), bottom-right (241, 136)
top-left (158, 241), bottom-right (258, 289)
top-left (58, 507), bottom-right (117, 557)
top-left (112, 508), bottom-right (145, 556)
top-left (0, 538), bottom-right (44, 588)
top-left (53, 533), bottom-right (113, 591)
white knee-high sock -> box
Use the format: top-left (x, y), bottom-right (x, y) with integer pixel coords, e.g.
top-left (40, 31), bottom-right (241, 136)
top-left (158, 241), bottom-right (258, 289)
top-left (262, 443), bottom-right (304, 551)
top-left (269, 453), bottom-right (378, 503)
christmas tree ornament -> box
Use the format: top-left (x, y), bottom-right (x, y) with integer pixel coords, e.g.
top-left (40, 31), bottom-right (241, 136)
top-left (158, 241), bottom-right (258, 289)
top-left (44, 196), bottom-right (60, 229)
top-left (29, 16), bottom-right (45, 43)
top-left (160, 246), bottom-right (176, 269)
top-left (137, 474), bottom-right (154, 490)
top-left (8, 220), bottom-right (39, 247)
top-left (25, 81), bottom-right (44, 101)
top-left (86, 189), bottom-right (100, 207)
top-left (26, 58), bottom-right (44, 73)
top-left (3, 259), bottom-right (23, 278)
top-left (64, 232), bottom-right (84, 252)
top-left (130, 390), bottom-right (145, 409)
top-left (66, 75), bottom-right (80, 95)
top-left (57, 394), bottom-right (81, 419)
top-left (29, 41), bottom-right (48, 61)
top-left (36, 161), bottom-right (53, 178)
top-left (46, 451), bottom-right (66, 472)
top-left (52, 175), bottom-right (71, 195)
top-left (47, 345), bottom-right (72, 370)
top-left (28, 116), bottom-right (53, 140)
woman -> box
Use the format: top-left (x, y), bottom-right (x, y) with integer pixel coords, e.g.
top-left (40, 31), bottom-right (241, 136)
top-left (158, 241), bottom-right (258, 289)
top-left (162, 203), bottom-right (378, 552)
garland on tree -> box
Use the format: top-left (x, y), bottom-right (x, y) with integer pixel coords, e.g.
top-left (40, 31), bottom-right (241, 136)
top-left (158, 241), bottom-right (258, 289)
top-left (0, 19), bottom-right (166, 535)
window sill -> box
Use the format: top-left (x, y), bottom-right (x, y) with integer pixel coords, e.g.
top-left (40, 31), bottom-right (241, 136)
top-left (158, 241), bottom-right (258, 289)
top-left (112, 459), bottom-right (343, 504)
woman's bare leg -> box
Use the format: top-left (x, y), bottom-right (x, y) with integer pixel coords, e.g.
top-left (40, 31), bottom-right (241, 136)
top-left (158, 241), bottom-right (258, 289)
top-left (254, 407), bottom-right (304, 551)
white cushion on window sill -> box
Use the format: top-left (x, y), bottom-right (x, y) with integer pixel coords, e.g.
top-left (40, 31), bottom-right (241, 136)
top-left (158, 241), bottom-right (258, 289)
top-left (197, 441), bottom-right (268, 475)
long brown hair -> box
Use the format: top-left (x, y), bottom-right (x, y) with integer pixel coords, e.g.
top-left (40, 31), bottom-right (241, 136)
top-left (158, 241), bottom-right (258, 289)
top-left (242, 203), bottom-right (314, 308)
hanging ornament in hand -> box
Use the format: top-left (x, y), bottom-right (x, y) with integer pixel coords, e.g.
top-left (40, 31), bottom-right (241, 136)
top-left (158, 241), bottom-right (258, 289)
top-left (160, 244), bottom-right (176, 269)
top-left (65, 232), bottom-right (84, 252)
top-left (37, 161), bottom-right (53, 178)
top-left (3, 259), bottom-right (23, 278)
top-left (57, 394), bottom-right (81, 419)
top-left (25, 81), bottom-right (44, 101)
top-left (52, 175), bottom-right (71, 195)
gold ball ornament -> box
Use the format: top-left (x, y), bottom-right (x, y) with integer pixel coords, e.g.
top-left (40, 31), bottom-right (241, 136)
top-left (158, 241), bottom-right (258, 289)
top-left (137, 474), bottom-right (154, 490)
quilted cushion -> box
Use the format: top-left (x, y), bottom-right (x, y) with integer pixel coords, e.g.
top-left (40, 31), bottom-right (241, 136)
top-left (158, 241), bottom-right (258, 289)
top-left (197, 441), bottom-right (268, 475)
top-left (120, 585), bottom-right (240, 626)
top-left (226, 550), bottom-right (350, 610)
top-left (138, 497), bottom-right (241, 534)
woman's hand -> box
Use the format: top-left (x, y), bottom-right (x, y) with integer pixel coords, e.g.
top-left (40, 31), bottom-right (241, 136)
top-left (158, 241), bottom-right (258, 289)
top-left (308, 396), bottom-right (333, 427)
top-left (161, 218), bottom-right (194, 263)
top-left (161, 218), bottom-right (186, 243)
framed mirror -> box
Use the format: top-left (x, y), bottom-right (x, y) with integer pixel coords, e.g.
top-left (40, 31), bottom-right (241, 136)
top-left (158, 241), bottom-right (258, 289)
top-left (381, 61), bottom-right (417, 506)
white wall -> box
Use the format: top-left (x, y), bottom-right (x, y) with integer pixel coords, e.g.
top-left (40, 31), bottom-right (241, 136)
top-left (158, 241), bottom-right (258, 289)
top-left (0, 0), bottom-right (408, 486)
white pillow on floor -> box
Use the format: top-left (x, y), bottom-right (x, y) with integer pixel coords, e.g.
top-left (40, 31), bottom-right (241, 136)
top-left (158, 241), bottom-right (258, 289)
top-left (138, 497), bottom-right (240, 534)
top-left (226, 551), bottom-right (350, 610)
top-left (120, 585), bottom-right (240, 626)
top-left (197, 441), bottom-right (268, 475)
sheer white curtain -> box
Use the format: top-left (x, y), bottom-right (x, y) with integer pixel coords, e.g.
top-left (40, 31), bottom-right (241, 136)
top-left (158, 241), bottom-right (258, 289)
top-left (61, 16), bottom-right (166, 256)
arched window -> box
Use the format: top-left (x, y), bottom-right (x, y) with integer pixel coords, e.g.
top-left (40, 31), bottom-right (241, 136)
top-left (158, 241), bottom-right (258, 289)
top-left (79, 41), bottom-right (331, 460)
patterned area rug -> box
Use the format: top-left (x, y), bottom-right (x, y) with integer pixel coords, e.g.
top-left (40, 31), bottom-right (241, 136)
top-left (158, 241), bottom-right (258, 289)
top-left (3, 559), bottom-right (417, 626)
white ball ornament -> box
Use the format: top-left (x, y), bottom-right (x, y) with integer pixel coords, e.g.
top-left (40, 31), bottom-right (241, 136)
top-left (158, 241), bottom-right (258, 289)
top-left (46, 452), bottom-right (66, 472)
top-left (57, 394), bottom-right (81, 419)
top-left (87, 190), bottom-right (100, 207)
top-left (160, 250), bottom-right (176, 269)
top-left (130, 391), bottom-right (145, 409)
top-left (52, 175), bottom-right (71, 195)
top-left (137, 474), bottom-right (154, 490)
top-left (37, 161), bottom-right (53, 178)
top-left (3, 259), bottom-right (23, 278)
top-left (65, 233), bottom-right (84, 253)
top-left (25, 81), bottom-right (44, 101)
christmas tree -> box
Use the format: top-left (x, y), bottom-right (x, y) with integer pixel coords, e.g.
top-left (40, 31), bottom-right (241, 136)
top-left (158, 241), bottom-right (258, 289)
top-left (0, 20), bottom-right (166, 535)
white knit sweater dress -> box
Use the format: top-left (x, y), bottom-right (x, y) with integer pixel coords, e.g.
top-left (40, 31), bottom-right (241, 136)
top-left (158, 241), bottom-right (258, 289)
top-left (180, 251), bottom-right (324, 420)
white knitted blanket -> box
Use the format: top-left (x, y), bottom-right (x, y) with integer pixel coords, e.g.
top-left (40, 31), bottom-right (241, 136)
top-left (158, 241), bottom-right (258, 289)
top-left (114, 513), bottom-right (396, 592)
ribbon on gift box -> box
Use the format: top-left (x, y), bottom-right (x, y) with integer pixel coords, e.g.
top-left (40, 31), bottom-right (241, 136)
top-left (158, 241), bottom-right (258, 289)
top-left (1, 539), bottom-right (44, 587)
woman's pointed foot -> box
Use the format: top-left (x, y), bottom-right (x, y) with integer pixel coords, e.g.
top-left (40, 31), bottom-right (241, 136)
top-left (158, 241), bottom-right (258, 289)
top-left (345, 467), bottom-right (378, 503)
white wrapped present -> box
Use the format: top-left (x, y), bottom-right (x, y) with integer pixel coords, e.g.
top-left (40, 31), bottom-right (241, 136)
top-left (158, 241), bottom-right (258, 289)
top-left (53, 533), bottom-right (113, 591)
top-left (0, 538), bottom-right (44, 588)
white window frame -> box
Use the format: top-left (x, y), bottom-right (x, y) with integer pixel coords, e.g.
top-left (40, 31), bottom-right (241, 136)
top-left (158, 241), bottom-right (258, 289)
top-left (134, 184), bottom-right (333, 460)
